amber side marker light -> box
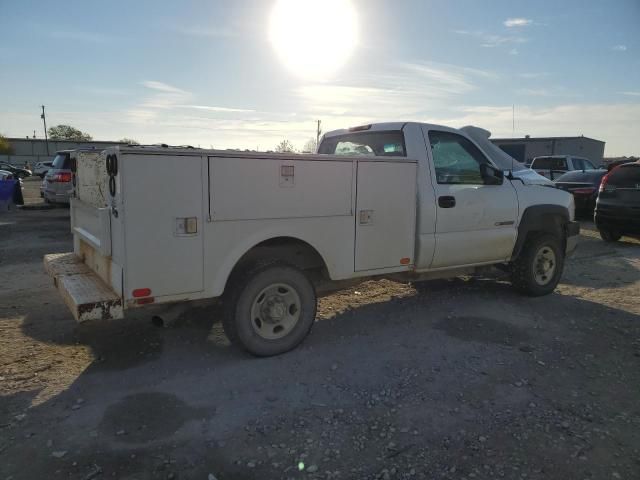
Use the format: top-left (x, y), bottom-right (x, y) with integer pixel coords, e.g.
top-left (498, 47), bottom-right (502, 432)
top-left (400, 257), bottom-right (411, 265)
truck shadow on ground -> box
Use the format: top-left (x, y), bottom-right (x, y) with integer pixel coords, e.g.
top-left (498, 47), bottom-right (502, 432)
top-left (18, 273), bottom-right (640, 372)
top-left (7, 277), bottom-right (640, 480)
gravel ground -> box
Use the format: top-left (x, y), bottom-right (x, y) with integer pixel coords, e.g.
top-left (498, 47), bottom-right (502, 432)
top-left (1, 196), bottom-right (639, 480)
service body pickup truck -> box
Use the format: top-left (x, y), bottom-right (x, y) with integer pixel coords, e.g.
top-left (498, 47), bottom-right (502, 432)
top-left (45, 122), bottom-right (579, 356)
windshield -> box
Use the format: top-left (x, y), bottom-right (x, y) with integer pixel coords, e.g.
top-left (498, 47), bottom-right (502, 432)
top-left (555, 170), bottom-right (606, 183)
top-left (51, 153), bottom-right (70, 169)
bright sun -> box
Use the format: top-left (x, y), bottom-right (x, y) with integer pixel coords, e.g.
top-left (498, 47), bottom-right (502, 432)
top-left (269, 0), bottom-right (358, 80)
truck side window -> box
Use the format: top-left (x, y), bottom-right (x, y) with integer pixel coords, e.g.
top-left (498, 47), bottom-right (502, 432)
top-left (428, 131), bottom-right (487, 185)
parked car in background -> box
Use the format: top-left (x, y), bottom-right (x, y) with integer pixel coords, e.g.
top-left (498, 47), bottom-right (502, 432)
top-left (595, 161), bottom-right (640, 242)
top-left (0, 162), bottom-right (32, 179)
top-left (0, 170), bottom-right (15, 180)
top-left (0, 169), bottom-right (24, 188)
top-left (530, 155), bottom-right (597, 180)
top-left (42, 151), bottom-right (73, 204)
top-left (606, 158), bottom-right (637, 171)
top-left (33, 161), bottom-right (54, 178)
top-left (0, 169), bottom-right (24, 207)
top-left (554, 169), bottom-right (608, 216)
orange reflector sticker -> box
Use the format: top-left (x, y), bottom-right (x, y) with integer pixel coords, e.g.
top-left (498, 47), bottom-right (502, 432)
top-left (400, 257), bottom-right (410, 265)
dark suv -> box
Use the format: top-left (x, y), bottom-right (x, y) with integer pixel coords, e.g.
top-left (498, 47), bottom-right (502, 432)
top-left (595, 161), bottom-right (640, 242)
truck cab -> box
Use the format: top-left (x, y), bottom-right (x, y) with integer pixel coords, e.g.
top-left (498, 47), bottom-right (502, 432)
top-left (44, 122), bottom-right (579, 357)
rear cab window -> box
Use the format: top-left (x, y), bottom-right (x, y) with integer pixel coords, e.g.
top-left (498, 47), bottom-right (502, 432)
top-left (533, 157), bottom-right (568, 171)
top-left (318, 131), bottom-right (406, 157)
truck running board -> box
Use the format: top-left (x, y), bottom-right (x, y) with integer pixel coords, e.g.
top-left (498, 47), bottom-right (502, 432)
top-left (44, 253), bottom-right (124, 322)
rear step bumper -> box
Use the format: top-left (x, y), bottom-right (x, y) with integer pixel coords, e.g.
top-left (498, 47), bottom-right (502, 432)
top-left (44, 253), bottom-right (124, 322)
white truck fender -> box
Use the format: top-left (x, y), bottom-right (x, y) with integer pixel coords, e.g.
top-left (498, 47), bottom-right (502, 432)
top-left (209, 227), bottom-right (337, 297)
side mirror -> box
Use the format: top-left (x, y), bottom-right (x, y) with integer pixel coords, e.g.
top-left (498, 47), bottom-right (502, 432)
top-left (480, 163), bottom-right (504, 185)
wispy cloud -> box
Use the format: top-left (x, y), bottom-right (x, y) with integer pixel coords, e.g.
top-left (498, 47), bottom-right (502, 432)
top-left (171, 25), bottom-right (235, 38)
top-left (50, 30), bottom-right (111, 43)
top-left (296, 61), bottom-right (495, 120)
top-left (178, 105), bottom-right (256, 113)
top-left (504, 18), bottom-right (532, 28)
top-left (612, 45), bottom-right (627, 51)
top-left (618, 91), bottom-right (640, 96)
top-left (454, 29), bottom-right (527, 48)
top-left (141, 81), bottom-right (189, 95)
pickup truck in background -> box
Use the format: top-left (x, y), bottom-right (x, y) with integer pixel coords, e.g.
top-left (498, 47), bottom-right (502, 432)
top-left (530, 155), bottom-right (598, 180)
top-left (44, 122), bottom-right (579, 356)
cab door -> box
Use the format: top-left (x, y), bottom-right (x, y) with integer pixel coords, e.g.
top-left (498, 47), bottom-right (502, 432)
top-left (424, 129), bottom-right (518, 268)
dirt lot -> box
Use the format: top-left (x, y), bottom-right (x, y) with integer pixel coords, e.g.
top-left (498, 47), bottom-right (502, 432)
top-left (1, 179), bottom-right (640, 480)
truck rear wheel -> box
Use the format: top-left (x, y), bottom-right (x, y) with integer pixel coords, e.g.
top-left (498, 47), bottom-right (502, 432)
top-left (599, 229), bottom-right (621, 242)
top-left (223, 261), bottom-right (317, 356)
top-left (510, 233), bottom-right (564, 296)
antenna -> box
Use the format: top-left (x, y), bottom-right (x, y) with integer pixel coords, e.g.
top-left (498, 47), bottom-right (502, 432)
top-left (511, 104), bottom-right (515, 173)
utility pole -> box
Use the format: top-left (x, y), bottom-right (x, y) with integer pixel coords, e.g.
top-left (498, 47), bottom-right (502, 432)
top-left (40, 105), bottom-right (49, 155)
top-left (315, 120), bottom-right (322, 150)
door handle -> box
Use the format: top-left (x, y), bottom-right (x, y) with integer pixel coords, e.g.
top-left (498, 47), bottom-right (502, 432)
top-left (438, 196), bottom-right (456, 208)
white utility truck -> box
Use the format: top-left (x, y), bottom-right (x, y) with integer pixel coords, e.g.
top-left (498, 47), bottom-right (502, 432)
top-left (44, 122), bottom-right (579, 356)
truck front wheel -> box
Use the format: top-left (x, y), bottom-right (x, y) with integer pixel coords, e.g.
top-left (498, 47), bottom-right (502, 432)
top-left (223, 261), bottom-right (317, 356)
top-left (510, 233), bottom-right (564, 296)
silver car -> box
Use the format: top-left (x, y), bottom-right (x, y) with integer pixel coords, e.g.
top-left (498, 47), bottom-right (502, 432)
top-left (34, 160), bottom-right (54, 178)
top-left (43, 151), bottom-right (73, 204)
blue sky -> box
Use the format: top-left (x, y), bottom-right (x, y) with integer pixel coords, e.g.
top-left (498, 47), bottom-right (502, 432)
top-left (0, 0), bottom-right (638, 155)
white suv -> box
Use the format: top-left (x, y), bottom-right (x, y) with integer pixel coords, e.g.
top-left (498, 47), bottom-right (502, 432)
top-left (530, 155), bottom-right (597, 180)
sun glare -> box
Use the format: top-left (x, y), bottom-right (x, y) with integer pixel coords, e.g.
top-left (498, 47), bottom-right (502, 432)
top-left (269, 0), bottom-right (358, 80)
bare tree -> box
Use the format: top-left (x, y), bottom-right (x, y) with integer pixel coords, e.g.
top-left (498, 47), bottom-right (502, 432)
top-left (119, 138), bottom-right (140, 145)
top-left (302, 138), bottom-right (318, 153)
top-left (275, 139), bottom-right (295, 153)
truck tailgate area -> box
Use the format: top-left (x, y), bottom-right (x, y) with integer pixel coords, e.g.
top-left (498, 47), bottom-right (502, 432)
top-left (44, 252), bottom-right (123, 322)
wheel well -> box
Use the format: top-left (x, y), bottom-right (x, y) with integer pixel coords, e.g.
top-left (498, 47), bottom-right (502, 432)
top-left (512, 206), bottom-right (569, 260)
top-left (229, 237), bottom-right (329, 285)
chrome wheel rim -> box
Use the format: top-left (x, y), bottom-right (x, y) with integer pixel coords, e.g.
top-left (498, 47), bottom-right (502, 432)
top-left (250, 283), bottom-right (301, 340)
top-left (533, 246), bottom-right (556, 286)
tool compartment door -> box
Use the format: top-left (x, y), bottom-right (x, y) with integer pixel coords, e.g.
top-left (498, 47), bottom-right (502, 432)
top-left (355, 161), bottom-right (417, 271)
top-left (123, 154), bottom-right (204, 299)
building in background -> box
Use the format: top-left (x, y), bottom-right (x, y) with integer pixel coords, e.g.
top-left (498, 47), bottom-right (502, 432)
top-left (491, 135), bottom-right (605, 166)
top-left (0, 138), bottom-right (127, 167)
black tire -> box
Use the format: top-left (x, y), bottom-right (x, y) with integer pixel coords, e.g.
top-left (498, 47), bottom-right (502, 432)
top-left (510, 233), bottom-right (564, 296)
top-left (222, 261), bottom-right (317, 356)
top-left (599, 229), bottom-right (622, 242)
